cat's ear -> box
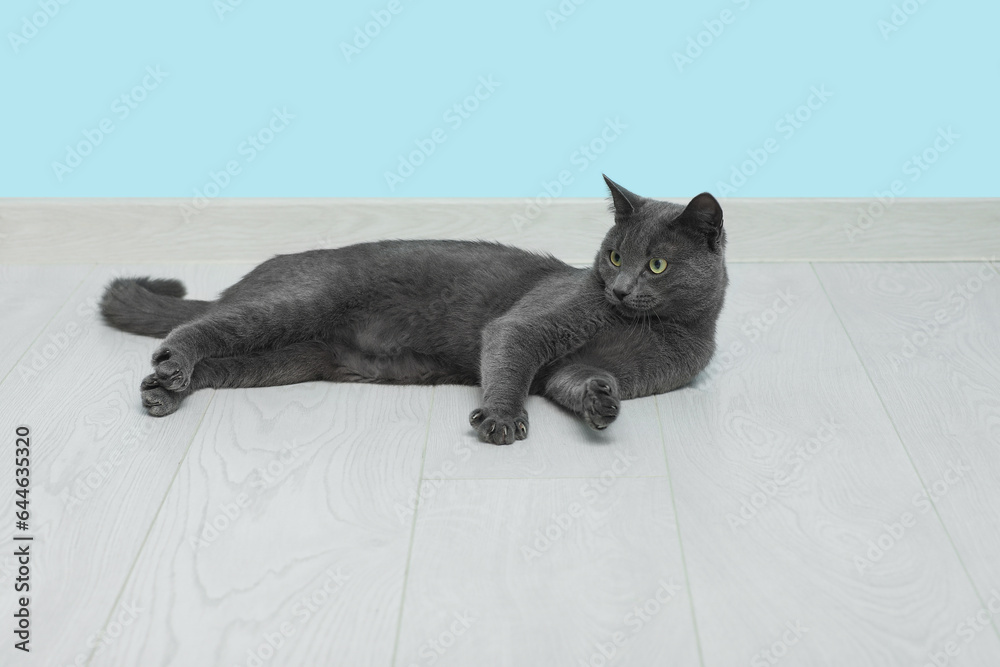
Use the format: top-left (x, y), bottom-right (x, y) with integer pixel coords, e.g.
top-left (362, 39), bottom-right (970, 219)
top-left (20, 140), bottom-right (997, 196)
top-left (603, 174), bottom-right (645, 223)
top-left (678, 192), bottom-right (725, 251)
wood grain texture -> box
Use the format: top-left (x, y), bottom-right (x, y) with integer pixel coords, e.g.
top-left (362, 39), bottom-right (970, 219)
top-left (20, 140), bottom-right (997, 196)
top-left (423, 386), bottom-right (667, 480)
top-left (815, 262), bottom-right (1000, 607)
top-left (0, 264), bottom-right (94, 379)
top-left (91, 381), bottom-right (432, 667)
top-left (659, 263), bottom-right (1000, 666)
top-left (4, 258), bottom-right (1000, 666)
top-left (0, 198), bottom-right (997, 265)
top-left (396, 479), bottom-right (699, 667)
top-left (0, 264), bottom-right (249, 667)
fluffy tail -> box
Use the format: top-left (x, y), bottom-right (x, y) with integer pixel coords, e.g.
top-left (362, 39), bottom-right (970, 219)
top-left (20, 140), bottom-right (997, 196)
top-left (100, 276), bottom-right (213, 338)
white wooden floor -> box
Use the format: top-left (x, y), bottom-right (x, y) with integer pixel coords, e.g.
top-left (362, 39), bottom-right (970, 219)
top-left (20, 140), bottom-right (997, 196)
top-left (2, 260), bottom-right (1000, 667)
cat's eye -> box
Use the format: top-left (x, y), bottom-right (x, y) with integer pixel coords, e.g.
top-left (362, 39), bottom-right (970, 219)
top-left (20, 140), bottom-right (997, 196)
top-left (649, 258), bottom-right (668, 274)
top-left (609, 250), bottom-right (622, 267)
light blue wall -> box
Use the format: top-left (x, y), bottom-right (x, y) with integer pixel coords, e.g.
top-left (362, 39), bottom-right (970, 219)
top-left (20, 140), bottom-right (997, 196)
top-left (2, 0), bottom-right (996, 197)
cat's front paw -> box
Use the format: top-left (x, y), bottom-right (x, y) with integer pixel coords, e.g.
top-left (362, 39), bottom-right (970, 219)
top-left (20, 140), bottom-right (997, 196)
top-left (469, 407), bottom-right (528, 445)
top-left (582, 378), bottom-right (620, 430)
top-left (151, 345), bottom-right (193, 392)
top-left (140, 373), bottom-right (183, 417)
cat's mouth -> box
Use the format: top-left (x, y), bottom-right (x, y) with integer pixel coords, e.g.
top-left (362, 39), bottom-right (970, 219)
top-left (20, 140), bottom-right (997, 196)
top-left (607, 291), bottom-right (656, 313)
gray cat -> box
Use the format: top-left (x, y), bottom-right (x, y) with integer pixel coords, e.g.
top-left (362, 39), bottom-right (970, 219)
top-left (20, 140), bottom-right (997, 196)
top-left (100, 176), bottom-right (727, 445)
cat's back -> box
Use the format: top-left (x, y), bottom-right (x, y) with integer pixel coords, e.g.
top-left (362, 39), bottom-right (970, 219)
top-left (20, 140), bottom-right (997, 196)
top-left (291, 239), bottom-right (570, 291)
top-left (233, 239), bottom-right (572, 307)
top-left (365, 239), bottom-right (573, 305)
top-left (351, 239), bottom-right (567, 273)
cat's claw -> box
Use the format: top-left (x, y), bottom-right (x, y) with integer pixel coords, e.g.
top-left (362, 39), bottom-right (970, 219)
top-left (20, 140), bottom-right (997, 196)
top-left (470, 407), bottom-right (528, 445)
top-left (140, 373), bottom-right (183, 417)
top-left (151, 345), bottom-right (193, 392)
top-left (582, 377), bottom-right (620, 430)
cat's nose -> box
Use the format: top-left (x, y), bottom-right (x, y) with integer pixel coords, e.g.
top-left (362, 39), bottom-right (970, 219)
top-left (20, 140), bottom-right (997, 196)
top-left (613, 287), bottom-right (630, 301)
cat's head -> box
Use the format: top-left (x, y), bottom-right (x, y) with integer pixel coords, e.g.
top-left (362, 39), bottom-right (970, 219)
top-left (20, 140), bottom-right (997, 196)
top-left (595, 175), bottom-right (728, 322)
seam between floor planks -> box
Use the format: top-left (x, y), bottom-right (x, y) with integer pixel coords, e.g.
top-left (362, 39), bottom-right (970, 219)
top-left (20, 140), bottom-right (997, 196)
top-left (389, 386), bottom-right (436, 667)
top-left (654, 394), bottom-right (707, 667)
top-left (809, 261), bottom-right (1000, 647)
top-left (0, 264), bottom-right (97, 388)
top-left (83, 390), bottom-right (218, 667)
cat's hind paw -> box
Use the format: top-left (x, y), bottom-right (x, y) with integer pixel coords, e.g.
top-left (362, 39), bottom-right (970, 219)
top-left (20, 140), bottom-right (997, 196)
top-left (140, 373), bottom-right (183, 417)
top-left (151, 345), bottom-right (193, 392)
top-left (470, 407), bottom-right (528, 445)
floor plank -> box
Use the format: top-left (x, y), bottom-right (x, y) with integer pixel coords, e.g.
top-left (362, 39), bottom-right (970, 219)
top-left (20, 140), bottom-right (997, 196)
top-left (0, 264), bottom-right (248, 666)
top-left (90, 381), bottom-right (432, 667)
top-left (395, 478), bottom-right (699, 667)
top-left (815, 262), bottom-right (1000, 614)
top-left (659, 263), bottom-right (1000, 666)
top-left (0, 264), bottom-right (94, 380)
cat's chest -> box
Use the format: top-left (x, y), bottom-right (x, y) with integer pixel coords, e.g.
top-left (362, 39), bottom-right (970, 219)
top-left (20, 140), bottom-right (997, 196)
top-left (587, 320), bottom-right (677, 355)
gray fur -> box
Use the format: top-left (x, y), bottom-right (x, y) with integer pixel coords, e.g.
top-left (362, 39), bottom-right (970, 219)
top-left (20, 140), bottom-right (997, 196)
top-left (101, 277), bottom-right (211, 337)
top-left (100, 176), bottom-right (728, 444)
